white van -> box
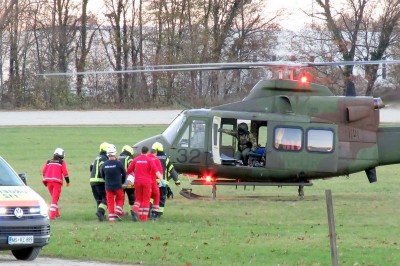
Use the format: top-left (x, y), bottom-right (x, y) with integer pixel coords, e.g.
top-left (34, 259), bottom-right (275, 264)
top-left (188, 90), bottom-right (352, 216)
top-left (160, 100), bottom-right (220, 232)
top-left (0, 156), bottom-right (50, 260)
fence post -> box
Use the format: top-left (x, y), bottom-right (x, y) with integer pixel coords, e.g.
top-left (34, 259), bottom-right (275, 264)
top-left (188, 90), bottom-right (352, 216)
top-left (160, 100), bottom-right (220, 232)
top-left (325, 189), bottom-right (338, 266)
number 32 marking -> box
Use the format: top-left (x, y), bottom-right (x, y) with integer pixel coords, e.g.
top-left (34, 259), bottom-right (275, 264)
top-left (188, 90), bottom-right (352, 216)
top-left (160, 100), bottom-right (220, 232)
top-left (177, 149), bottom-right (201, 163)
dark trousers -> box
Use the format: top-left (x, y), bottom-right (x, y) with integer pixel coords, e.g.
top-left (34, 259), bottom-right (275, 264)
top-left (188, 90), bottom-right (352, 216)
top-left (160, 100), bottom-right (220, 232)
top-left (91, 182), bottom-right (107, 215)
top-left (124, 188), bottom-right (135, 206)
top-left (159, 186), bottom-right (167, 213)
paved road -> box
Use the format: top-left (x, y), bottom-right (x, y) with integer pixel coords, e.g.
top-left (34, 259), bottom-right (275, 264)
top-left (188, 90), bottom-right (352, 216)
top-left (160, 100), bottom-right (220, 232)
top-left (0, 110), bottom-right (183, 126)
top-left (0, 253), bottom-right (133, 266)
top-left (0, 108), bottom-right (399, 126)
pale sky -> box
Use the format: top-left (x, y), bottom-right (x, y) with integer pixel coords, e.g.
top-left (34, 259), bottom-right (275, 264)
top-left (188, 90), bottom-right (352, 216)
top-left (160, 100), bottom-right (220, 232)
top-left (266, 0), bottom-right (315, 31)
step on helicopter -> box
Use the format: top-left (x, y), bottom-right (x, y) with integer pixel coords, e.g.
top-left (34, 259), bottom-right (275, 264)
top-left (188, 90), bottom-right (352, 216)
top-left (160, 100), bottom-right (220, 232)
top-left (40, 60), bottom-right (400, 199)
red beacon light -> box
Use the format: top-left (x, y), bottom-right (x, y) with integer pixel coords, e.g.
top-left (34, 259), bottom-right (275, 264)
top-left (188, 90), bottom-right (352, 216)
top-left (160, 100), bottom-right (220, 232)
top-left (205, 175), bottom-right (213, 183)
top-left (300, 75), bottom-right (308, 83)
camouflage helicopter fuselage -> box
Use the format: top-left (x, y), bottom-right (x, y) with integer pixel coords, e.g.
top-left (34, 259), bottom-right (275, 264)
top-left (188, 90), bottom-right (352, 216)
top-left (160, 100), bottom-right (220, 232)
top-left (133, 79), bottom-right (400, 184)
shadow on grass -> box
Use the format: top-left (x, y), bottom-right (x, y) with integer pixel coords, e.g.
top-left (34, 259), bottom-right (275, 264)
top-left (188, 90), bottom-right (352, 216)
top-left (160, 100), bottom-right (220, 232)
top-left (180, 193), bottom-right (320, 202)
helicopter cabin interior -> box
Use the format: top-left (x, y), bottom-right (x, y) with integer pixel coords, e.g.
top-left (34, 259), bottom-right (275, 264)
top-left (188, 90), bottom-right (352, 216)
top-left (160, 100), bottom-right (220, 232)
top-left (213, 117), bottom-right (337, 172)
top-left (218, 119), bottom-right (268, 165)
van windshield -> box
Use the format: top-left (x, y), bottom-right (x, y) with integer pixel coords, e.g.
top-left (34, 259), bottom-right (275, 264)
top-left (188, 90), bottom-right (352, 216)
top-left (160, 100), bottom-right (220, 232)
top-left (0, 157), bottom-right (25, 186)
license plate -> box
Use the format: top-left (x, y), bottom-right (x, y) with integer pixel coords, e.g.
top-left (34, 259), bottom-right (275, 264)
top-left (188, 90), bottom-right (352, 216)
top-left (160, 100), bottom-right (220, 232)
top-left (8, 236), bottom-right (34, 245)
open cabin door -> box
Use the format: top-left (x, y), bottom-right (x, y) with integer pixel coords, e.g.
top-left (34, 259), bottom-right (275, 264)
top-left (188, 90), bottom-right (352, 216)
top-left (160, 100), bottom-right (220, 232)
top-left (212, 116), bottom-right (222, 164)
top-left (265, 121), bottom-right (338, 173)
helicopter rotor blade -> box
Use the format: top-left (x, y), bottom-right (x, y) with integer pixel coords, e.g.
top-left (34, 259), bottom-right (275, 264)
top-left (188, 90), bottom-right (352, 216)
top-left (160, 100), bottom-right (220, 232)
top-left (35, 60), bottom-right (400, 76)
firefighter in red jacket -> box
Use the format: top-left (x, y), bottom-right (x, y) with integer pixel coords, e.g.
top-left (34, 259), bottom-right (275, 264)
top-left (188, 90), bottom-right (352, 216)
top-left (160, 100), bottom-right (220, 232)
top-left (42, 148), bottom-right (70, 220)
top-left (126, 146), bottom-right (163, 222)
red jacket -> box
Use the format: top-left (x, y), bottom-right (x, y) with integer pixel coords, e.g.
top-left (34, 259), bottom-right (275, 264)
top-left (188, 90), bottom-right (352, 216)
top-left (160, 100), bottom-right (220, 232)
top-left (42, 159), bottom-right (69, 185)
top-left (127, 154), bottom-right (158, 184)
top-left (148, 153), bottom-right (164, 180)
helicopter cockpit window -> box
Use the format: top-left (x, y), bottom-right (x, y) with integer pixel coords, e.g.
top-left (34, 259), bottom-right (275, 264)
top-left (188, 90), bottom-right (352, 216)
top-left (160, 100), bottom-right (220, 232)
top-left (274, 127), bottom-right (302, 151)
top-left (178, 126), bottom-right (190, 147)
top-left (177, 119), bottom-right (206, 148)
top-left (307, 129), bottom-right (334, 153)
top-left (162, 113), bottom-right (187, 144)
top-left (190, 120), bottom-right (206, 148)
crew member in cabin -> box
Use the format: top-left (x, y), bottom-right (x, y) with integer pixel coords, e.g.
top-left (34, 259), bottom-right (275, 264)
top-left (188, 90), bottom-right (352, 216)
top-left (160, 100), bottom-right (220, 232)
top-left (220, 122), bottom-right (257, 165)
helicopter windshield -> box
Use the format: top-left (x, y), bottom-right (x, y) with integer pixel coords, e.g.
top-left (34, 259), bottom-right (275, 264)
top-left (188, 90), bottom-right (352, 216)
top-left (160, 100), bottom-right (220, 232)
top-left (162, 111), bottom-right (187, 144)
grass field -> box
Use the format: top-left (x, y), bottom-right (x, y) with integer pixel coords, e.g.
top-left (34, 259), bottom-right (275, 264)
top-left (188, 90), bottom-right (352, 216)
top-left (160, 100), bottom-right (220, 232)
top-left (0, 126), bottom-right (399, 266)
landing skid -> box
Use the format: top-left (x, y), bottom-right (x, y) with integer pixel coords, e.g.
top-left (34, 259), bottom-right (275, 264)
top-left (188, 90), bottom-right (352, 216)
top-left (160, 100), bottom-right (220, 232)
top-left (186, 180), bottom-right (312, 200)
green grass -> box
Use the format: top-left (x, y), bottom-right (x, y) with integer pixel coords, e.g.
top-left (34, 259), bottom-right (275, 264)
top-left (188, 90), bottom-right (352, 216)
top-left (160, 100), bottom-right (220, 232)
top-left (0, 126), bottom-right (400, 266)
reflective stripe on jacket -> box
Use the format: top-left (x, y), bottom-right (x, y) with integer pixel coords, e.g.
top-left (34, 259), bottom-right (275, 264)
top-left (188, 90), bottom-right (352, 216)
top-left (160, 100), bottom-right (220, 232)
top-left (42, 159), bottom-right (68, 184)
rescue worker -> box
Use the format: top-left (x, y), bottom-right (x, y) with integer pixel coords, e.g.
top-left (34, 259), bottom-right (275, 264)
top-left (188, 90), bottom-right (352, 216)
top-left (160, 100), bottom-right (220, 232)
top-left (151, 142), bottom-right (180, 218)
top-left (119, 145), bottom-right (135, 210)
top-left (42, 148), bottom-right (70, 220)
top-left (220, 122), bottom-right (257, 165)
top-left (126, 146), bottom-right (163, 222)
top-left (148, 148), bottom-right (164, 220)
top-left (100, 144), bottom-right (126, 222)
top-left (90, 142), bottom-right (109, 221)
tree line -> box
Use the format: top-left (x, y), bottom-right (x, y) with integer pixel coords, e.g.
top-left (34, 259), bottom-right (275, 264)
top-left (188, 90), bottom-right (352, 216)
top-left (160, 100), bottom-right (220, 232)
top-left (1, 0), bottom-right (400, 109)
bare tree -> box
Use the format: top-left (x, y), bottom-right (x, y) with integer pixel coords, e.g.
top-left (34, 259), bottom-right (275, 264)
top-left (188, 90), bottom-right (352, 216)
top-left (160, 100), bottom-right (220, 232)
top-left (315, 0), bottom-right (368, 95)
top-left (314, 0), bottom-right (400, 96)
top-left (102, 0), bottom-right (131, 103)
top-left (360, 0), bottom-right (400, 95)
top-left (75, 0), bottom-right (97, 98)
top-left (0, 0), bottom-right (16, 29)
top-left (0, 0), bottom-right (17, 100)
top-left (4, 0), bottom-right (41, 107)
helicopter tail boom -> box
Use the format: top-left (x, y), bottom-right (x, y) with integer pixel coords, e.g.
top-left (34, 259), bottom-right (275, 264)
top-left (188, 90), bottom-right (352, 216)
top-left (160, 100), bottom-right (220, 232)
top-left (377, 126), bottom-right (400, 166)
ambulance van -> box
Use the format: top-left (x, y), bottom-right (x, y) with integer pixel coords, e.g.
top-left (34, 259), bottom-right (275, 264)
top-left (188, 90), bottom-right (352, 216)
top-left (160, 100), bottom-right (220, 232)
top-left (0, 156), bottom-right (50, 261)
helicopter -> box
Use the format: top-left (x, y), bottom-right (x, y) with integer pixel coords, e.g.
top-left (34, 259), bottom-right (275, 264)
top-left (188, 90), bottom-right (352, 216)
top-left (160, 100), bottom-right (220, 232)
top-left (39, 60), bottom-right (400, 199)
top-left (125, 60), bottom-right (400, 199)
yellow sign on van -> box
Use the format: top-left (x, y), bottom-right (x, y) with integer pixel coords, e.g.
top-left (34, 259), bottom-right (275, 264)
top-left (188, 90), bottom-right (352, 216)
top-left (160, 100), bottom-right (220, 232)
top-left (0, 187), bottom-right (38, 206)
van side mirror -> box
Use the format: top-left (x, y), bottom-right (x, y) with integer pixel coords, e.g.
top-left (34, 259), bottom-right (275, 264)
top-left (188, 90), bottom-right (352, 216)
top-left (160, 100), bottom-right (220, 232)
top-left (18, 173), bottom-right (27, 185)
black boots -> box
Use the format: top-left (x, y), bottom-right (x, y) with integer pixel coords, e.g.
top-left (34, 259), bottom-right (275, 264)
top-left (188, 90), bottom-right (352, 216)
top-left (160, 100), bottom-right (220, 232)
top-left (131, 210), bottom-right (139, 222)
top-left (96, 211), bottom-right (105, 222)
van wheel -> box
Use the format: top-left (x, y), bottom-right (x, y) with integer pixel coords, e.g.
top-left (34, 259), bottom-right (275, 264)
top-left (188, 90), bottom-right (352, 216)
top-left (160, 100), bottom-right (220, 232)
top-left (12, 247), bottom-right (41, 261)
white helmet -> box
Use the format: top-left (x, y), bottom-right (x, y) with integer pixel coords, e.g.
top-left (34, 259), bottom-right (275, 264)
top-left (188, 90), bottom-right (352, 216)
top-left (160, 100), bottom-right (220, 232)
top-left (107, 144), bottom-right (117, 156)
top-left (54, 148), bottom-right (65, 159)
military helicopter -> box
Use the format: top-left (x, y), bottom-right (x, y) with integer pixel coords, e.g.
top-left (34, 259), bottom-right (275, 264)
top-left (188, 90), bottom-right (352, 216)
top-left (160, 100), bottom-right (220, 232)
top-left (124, 60), bottom-right (400, 199)
top-left (39, 60), bottom-right (400, 199)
